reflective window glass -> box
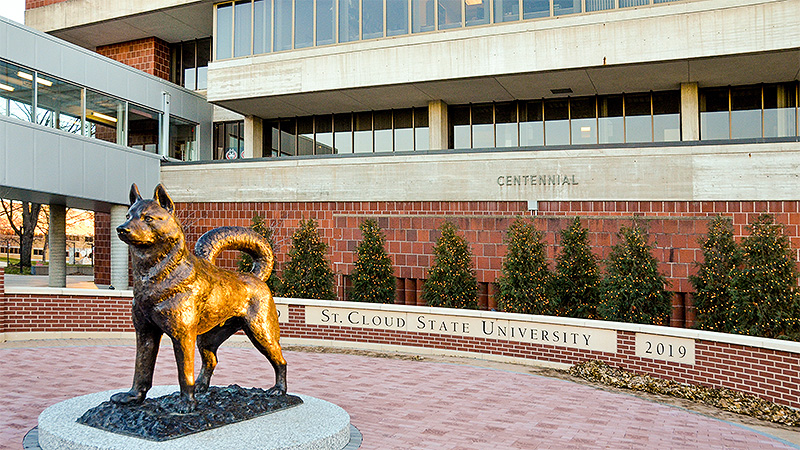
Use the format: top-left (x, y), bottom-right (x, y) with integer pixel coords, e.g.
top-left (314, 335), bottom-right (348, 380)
top-left (354, 112), bottom-right (373, 153)
top-left (730, 85), bottom-right (762, 139)
top-left (280, 119), bottom-right (296, 155)
top-left (170, 116), bottom-right (197, 161)
top-left (295, 0), bottom-right (314, 48)
top-left (700, 88), bottom-right (729, 140)
top-left (544, 99), bottom-right (569, 146)
top-left (495, 0), bottom-right (519, 23)
top-left (182, 41), bottom-right (196, 90)
top-left (598, 95), bottom-right (623, 144)
top-left (316, 0), bottom-right (336, 45)
top-left (624, 93), bottom-right (651, 143)
top-left (0, 58), bottom-right (34, 122)
top-left (197, 38), bottom-right (211, 89)
top-left (522, 0), bottom-right (549, 19)
top-left (495, 102), bottom-right (518, 147)
top-left (334, 113), bottom-right (353, 153)
top-left (36, 75), bottom-right (82, 135)
top-left (274, 0), bottom-right (293, 51)
top-left (216, 3), bottom-right (233, 59)
top-left (254, 0), bottom-right (272, 54)
top-left (472, 104), bottom-right (494, 148)
top-left (315, 115), bottom-right (334, 154)
top-left (85, 90), bottom-right (124, 144)
top-left (451, 105), bottom-right (471, 149)
top-left (620, 0), bottom-right (648, 6)
top-left (297, 116), bottom-right (314, 155)
top-left (214, 121), bottom-right (244, 159)
top-left (764, 83), bottom-right (797, 138)
top-left (586, 0), bottom-right (614, 12)
top-left (439, 0), bottom-right (462, 29)
top-left (363, 0), bottom-right (385, 40)
top-left (553, 0), bottom-right (581, 16)
top-left (234, 0), bottom-right (252, 57)
top-left (394, 109), bottom-right (414, 151)
top-left (128, 105), bottom-right (160, 153)
top-left (653, 90), bottom-right (680, 142)
top-left (387, 0), bottom-right (409, 36)
top-left (520, 100), bottom-right (543, 146)
top-left (412, 0), bottom-right (436, 33)
top-left (264, 120), bottom-right (280, 156)
top-left (466, 0), bottom-right (490, 27)
top-left (339, 0), bottom-right (361, 42)
top-left (570, 97), bottom-right (596, 145)
top-left (374, 110), bottom-right (393, 152)
top-left (414, 108), bottom-right (429, 150)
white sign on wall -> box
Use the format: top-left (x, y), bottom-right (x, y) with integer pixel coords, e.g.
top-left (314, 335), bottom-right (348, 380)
top-left (635, 333), bottom-right (695, 365)
top-left (305, 306), bottom-right (617, 353)
top-left (276, 304), bottom-right (289, 323)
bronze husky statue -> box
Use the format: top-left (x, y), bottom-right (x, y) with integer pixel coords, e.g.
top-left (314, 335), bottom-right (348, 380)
top-left (112, 183), bottom-right (287, 412)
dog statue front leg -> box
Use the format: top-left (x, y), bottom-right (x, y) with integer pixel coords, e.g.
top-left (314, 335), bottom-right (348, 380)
top-left (171, 333), bottom-right (198, 413)
top-left (111, 328), bottom-right (162, 405)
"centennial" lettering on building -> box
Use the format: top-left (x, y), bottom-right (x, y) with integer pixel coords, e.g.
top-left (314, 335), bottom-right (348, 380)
top-left (497, 174), bottom-right (578, 186)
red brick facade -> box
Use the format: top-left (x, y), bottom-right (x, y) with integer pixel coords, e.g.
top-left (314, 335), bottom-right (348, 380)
top-left (96, 38), bottom-right (171, 81)
top-left (25, 0), bottom-right (68, 9)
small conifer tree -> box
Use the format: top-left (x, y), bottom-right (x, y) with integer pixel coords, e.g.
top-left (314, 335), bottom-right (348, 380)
top-left (281, 218), bottom-right (336, 300)
top-left (422, 222), bottom-right (477, 309)
top-left (553, 217), bottom-right (601, 318)
top-left (690, 216), bottom-right (740, 332)
top-left (598, 223), bottom-right (671, 325)
top-left (729, 214), bottom-right (800, 339)
top-left (496, 218), bottom-right (553, 315)
top-left (350, 219), bottom-right (396, 303)
top-left (239, 215), bottom-right (282, 294)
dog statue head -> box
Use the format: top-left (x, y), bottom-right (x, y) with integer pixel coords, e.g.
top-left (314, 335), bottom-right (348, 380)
top-left (116, 183), bottom-right (182, 249)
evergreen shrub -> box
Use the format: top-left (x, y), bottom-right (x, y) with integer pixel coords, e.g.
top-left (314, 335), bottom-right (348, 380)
top-left (238, 215), bottom-right (282, 294)
top-left (281, 218), bottom-right (336, 300)
top-left (690, 216), bottom-right (740, 332)
top-left (422, 222), bottom-right (477, 309)
top-left (553, 217), bottom-right (601, 318)
top-left (350, 219), bottom-right (396, 303)
top-left (496, 218), bottom-right (553, 315)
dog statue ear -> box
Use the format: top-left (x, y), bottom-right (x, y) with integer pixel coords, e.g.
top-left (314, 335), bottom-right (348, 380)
top-left (129, 184), bottom-right (142, 205)
top-left (153, 184), bottom-right (175, 213)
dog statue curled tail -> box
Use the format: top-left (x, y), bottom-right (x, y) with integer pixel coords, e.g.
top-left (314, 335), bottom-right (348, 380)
top-left (112, 183), bottom-right (287, 413)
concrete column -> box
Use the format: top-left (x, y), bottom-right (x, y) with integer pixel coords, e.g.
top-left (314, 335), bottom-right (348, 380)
top-left (110, 205), bottom-right (129, 290)
top-left (428, 100), bottom-right (449, 150)
top-left (680, 82), bottom-right (700, 141)
top-left (48, 204), bottom-right (67, 288)
top-left (243, 115), bottom-right (264, 158)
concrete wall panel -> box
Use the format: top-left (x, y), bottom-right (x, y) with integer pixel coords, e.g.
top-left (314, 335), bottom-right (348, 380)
top-left (5, 124), bottom-right (35, 190)
top-left (33, 130), bottom-right (62, 195)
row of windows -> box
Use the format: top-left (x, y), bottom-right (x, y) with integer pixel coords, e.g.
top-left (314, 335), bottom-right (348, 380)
top-left (169, 38), bottom-right (211, 91)
top-left (214, 0), bottom-right (682, 58)
top-left (0, 58), bottom-right (199, 160)
top-left (700, 83), bottom-right (798, 140)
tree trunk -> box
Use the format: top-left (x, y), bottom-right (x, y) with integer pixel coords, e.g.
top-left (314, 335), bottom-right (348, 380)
top-left (18, 202), bottom-right (41, 270)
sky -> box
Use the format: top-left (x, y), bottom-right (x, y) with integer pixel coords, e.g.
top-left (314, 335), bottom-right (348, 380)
top-left (0, 0), bottom-right (25, 23)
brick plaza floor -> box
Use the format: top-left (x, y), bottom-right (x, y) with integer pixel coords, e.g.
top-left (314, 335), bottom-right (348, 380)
top-left (1, 340), bottom-right (799, 450)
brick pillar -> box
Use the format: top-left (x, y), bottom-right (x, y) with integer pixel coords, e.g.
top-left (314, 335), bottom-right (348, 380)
top-left (96, 37), bottom-right (171, 81)
top-left (0, 267), bottom-right (5, 335)
top-left (415, 279), bottom-right (426, 306)
top-left (670, 292), bottom-right (686, 328)
top-left (488, 283), bottom-right (498, 311)
top-left (404, 278), bottom-right (416, 305)
top-left (395, 278), bottom-right (405, 305)
top-left (684, 293), bottom-right (697, 328)
top-left (477, 282), bottom-right (488, 310)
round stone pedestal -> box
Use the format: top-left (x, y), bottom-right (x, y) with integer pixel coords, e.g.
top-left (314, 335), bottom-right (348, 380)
top-left (37, 386), bottom-right (352, 450)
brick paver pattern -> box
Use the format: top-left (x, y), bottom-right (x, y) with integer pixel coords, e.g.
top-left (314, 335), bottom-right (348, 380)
top-left (0, 344), bottom-right (795, 450)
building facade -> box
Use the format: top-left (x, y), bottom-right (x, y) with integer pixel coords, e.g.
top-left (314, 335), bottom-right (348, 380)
top-left (23, 0), bottom-right (800, 320)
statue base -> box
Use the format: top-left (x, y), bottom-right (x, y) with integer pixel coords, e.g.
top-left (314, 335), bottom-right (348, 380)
top-left (37, 386), bottom-right (352, 450)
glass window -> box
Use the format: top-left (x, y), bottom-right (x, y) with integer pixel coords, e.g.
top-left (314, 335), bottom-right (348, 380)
top-left (216, 3), bottom-right (233, 59)
top-left (764, 83), bottom-right (797, 138)
top-left (495, 0), bottom-right (519, 23)
top-left (297, 116), bottom-right (314, 155)
top-left (274, 0), bottom-right (293, 51)
top-left (295, 0), bottom-right (314, 48)
top-left (451, 105), bottom-right (471, 149)
top-left (214, 121), bottom-right (244, 159)
top-left (315, 115), bottom-right (334, 154)
top-left (85, 90), bottom-right (124, 144)
top-left (520, 100), bottom-right (543, 146)
top-left (334, 113), bottom-right (353, 153)
top-left (363, 0), bottom-right (385, 40)
top-left (438, 0), bottom-right (462, 29)
top-left (553, 0), bottom-right (581, 16)
top-left (128, 105), bottom-right (160, 153)
top-left (374, 110), bottom-right (393, 152)
top-left (472, 103), bottom-right (494, 148)
top-left (544, 99), bottom-right (569, 146)
top-left (354, 112), bottom-right (373, 153)
top-left (1, 59), bottom-right (34, 122)
top-left (598, 95), bottom-right (623, 144)
top-left (387, 0), bottom-right (409, 36)
top-left (624, 92), bottom-right (651, 143)
top-left (414, 107), bottom-right (429, 150)
top-left (523, 0), bottom-right (549, 19)
top-left (196, 38), bottom-right (211, 89)
top-left (280, 118), bottom-right (296, 155)
top-left (254, 0), bottom-right (272, 54)
top-left (586, 0), bottom-right (614, 12)
top-left (316, 0), bottom-right (336, 45)
top-left (36, 75), bottom-right (82, 135)
top-left (465, 0), bottom-right (490, 27)
top-left (653, 90), bottom-right (680, 142)
top-left (169, 116), bottom-right (197, 161)
top-left (570, 97), bottom-right (596, 145)
top-left (234, 0), bottom-right (252, 57)
top-left (620, 0), bottom-right (648, 6)
top-left (264, 120), bottom-right (280, 156)
top-left (394, 109), bottom-right (414, 151)
top-left (700, 87), bottom-right (729, 140)
top-left (730, 85), bottom-right (762, 139)
top-left (182, 41), bottom-right (197, 90)
top-left (339, 0), bottom-right (361, 42)
top-left (495, 102), bottom-right (518, 147)
top-left (412, 0), bottom-right (436, 33)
